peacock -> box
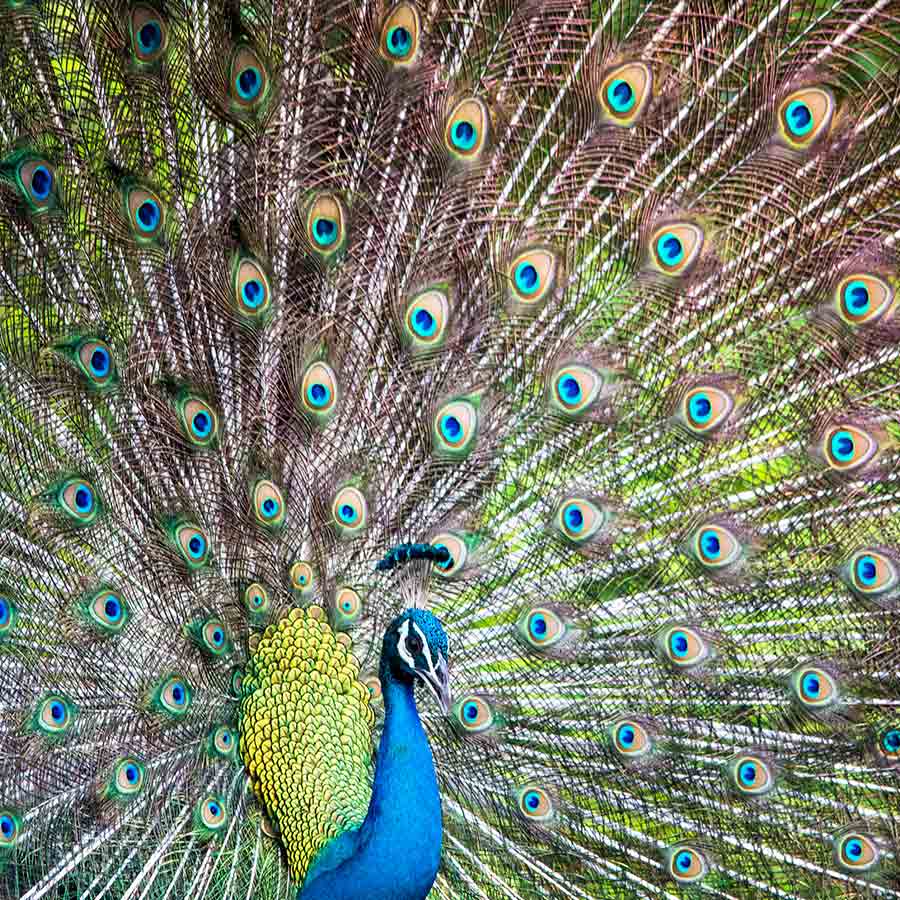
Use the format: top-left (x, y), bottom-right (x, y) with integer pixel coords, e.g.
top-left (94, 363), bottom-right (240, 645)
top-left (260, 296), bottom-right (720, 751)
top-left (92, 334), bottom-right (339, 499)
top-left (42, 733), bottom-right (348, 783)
top-left (1, 0), bottom-right (899, 898)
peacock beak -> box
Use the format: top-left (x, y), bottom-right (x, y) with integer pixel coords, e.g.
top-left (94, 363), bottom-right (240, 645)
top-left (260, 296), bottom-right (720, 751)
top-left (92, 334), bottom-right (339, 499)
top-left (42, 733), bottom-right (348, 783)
top-left (415, 651), bottom-right (451, 715)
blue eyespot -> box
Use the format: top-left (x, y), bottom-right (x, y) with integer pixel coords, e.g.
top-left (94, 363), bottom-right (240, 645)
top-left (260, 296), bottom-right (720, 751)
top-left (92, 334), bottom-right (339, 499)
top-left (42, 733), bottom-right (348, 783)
top-left (529, 614), bottom-right (548, 639)
top-left (464, 702), bottom-right (479, 721)
top-left (524, 790), bottom-right (540, 811)
top-left (829, 430), bottom-right (855, 462)
top-left (558, 375), bottom-right (581, 403)
top-left (618, 725), bottom-right (635, 746)
top-left (125, 763), bottom-right (139, 783)
top-left (563, 504), bottom-right (584, 533)
top-left (802, 673), bottom-right (819, 696)
top-left (313, 217), bottom-right (337, 246)
top-left (688, 392), bottom-right (712, 423)
top-left (441, 414), bottom-right (462, 442)
top-left (433, 543), bottom-right (452, 570)
top-left (846, 839), bottom-right (862, 860)
top-left (208, 800), bottom-right (220, 816)
top-left (75, 485), bottom-right (93, 513)
top-left (261, 497), bottom-right (279, 519)
top-left (700, 529), bottom-right (720, 560)
top-left (90, 347), bottom-right (110, 377)
top-left (883, 729), bottom-right (900, 752)
top-left (236, 66), bottom-right (262, 101)
top-left (136, 199), bottom-right (160, 233)
top-left (451, 120), bottom-right (477, 151)
top-left (104, 596), bottom-right (121, 621)
top-left (670, 631), bottom-right (689, 657)
top-left (856, 555), bottom-right (878, 586)
top-left (387, 26), bottom-right (412, 57)
top-left (241, 278), bottom-right (265, 309)
top-left (675, 851), bottom-right (693, 873)
top-left (339, 504), bottom-right (354, 523)
top-left (785, 99), bottom-right (813, 137)
top-left (30, 165), bottom-right (52, 200)
top-left (0, 598), bottom-right (8, 627)
top-left (656, 232), bottom-right (684, 267)
top-left (191, 412), bottom-right (211, 438)
top-left (0, 815), bottom-right (14, 838)
top-left (211, 628), bottom-right (224, 647)
top-left (306, 382), bottom-right (331, 408)
top-left (606, 78), bottom-right (635, 113)
top-left (171, 682), bottom-right (185, 705)
top-left (188, 535), bottom-right (206, 559)
top-left (138, 21), bottom-right (162, 54)
top-left (739, 762), bottom-right (757, 785)
top-left (413, 308), bottom-right (436, 337)
top-left (844, 280), bottom-right (870, 314)
top-left (51, 701), bottom-right (65, 722)
top-left (514, 261), bottom-right (539, 295)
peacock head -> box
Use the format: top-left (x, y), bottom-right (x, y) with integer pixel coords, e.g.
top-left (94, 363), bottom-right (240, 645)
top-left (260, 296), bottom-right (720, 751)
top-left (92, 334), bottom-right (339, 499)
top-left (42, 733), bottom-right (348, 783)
top-left (381, 609), bottom-right (451, 714)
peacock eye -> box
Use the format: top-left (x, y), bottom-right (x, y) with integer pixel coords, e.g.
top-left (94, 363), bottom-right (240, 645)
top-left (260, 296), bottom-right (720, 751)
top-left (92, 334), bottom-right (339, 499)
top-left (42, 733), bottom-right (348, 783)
top-left (690, 523), bottom-right (742, 570)
top-left (230, 46), bottom-right (268, 107)
top-left (649, 222), bottom-right (704, 275)
top-left (0, 810), bottom-right (21, 848)
top-left (174, 522), bottom-right (209, 568)
top-left (553, 496), bottom-right (607, 545)
top-left (58, 477), bottom-right (100, 524)
top-left (599, 61), bottom-right (653, 126)
top-left (835, 274), bottom-right (894, 326)
top-left (301, 361), bottom-right (339, 420)
top-left (306, 193), bottom-right (347, 257)
top-left (515, 785), bottom-right (554, 823)
top-left (191, 617), bottom-right (232, 657)
top-left (252, 479), bottom-right (285, 529)
top-left (16, 156), bottom-right (57, 211)
top-left (790, 665), bottom-right (837, 709)
top-left (364, 675), bottom-right (383, 702)
top-left (433, 399), bottom-right (479, 459)
top-left (834, 832), bottom-right (879, 872)
top-left (233, 257), bottom-right (271, 318)
top-left (113, 757), bottom-right (146, 796)
top-left (131, 5), bottom-right (167, 64)
top-left (428, 532), bottom-right (466, 578)
top-left (195, 795), bottom-right (228, 837)
top-left (243, 581), bottom-right (271, 616)
top-left (332, 486), bottom-right (368, 536)
top-left (451, 694), bottom-right (499, 736)
top-left (823, 424), bottom-right (879, 472)
top-left (334, 587), bottom-right (362, 625)
top-left (125, 186), bottom-right (165, 240)
top-left (844, 548), bottom-right (898, 599)
top-left (154, 674), bottom-right (192, 717)
top-left (445, 97), bottom-right (490, 160)
top-left (209, 725), bottom-right (238, 759)
top-left (86, 588), bottom-right (129, 635)
top-left (179, 396), bottom-right (219, 447)
top-left (380, 2), bottom-right (420, 64)
top-left (0, 594), bottom-right (16, 637)
top-left (777, 87), bottom-right (835, 150)
top-left (35, 694), bottom-right (75, 736)
top-left (290, 561), bottom-right (316, 593)
top-left (680, 384), bottom-right (734, 435)
top-left (508, 247), bottom-right (559, 309)
top-left (656, 624), bottom-right (711, 670)
top-left (75, 338), bottom-right (115, 385)
top-left (404, 287), bottom-right (450, 352)
top-left (610, 718), bottom-right (652, 760)
top-left (667, 845), bottom-right (707, 883)
top-left (549, 364), bottom-right (604, 418)
top-left (876, 725), bottom-right (900, 762)
top-left (516, 606), bottom-right (568, 652)
top-left (729, 754), bottom-right (775, 796)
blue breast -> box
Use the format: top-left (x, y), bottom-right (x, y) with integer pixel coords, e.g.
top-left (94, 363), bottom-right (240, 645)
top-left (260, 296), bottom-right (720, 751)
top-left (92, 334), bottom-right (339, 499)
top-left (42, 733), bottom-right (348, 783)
top-left (298, 675), bottom-right (442, 900)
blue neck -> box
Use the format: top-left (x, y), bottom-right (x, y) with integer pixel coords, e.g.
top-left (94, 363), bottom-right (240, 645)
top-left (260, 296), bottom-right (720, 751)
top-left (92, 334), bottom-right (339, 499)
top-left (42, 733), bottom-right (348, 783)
top-left (298, 672), bottom-right (443, 900)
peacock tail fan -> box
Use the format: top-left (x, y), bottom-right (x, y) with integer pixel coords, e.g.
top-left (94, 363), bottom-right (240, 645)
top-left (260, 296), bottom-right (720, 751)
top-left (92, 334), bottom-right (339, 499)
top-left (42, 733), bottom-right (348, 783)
top-left (1, 1), bottom-right (899, 899)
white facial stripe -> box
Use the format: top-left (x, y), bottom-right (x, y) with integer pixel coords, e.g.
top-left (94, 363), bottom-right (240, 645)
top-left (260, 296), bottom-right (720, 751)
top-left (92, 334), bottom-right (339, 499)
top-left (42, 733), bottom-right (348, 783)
top-left (413, 622), bottom-right (440, 681)
top-left (397, 619), bottom-right (415, 668)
